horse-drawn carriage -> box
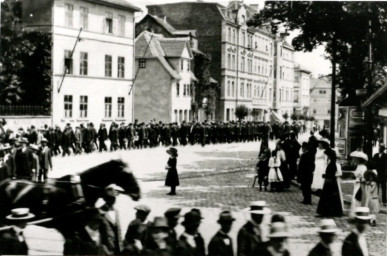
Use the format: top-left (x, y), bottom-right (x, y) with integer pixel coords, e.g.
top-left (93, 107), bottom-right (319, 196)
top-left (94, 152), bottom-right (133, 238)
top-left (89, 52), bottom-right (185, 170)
top-left (0, 159), bottom-right (140, 238)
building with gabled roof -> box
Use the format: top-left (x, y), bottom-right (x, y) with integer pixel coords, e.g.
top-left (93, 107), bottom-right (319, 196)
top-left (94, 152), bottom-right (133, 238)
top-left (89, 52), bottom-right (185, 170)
top-left (147, 1), bottom-right (277, 121)
top-left (134, 31), bottom-right (197, 123)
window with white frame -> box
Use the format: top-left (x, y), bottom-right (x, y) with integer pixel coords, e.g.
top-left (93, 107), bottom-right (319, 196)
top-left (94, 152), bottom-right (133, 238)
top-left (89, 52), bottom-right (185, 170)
top-left (80, 52), bottom-right (88, 75)
top-left (176, 83), bottom-right (180, 96)
top-left (104, 97), bottom-right (112, 118)
top-left (227, 54), bottom-right (231, 69)
top-left (80, 7), bottom-right (88, 29)
top-left (232, 55), bottom-right (235, 69)
top-left (228, 27), bottom-right (231, 42)
top-left (80, 96), bottom-right (88, 118)
top-left (64, 95), bottom-right (73, 118)
top-left (118, 15), bottom-right (125, 36)
top-left (65, 3), bottom-right (73, 27)
top-left (117, 97), bottom-right (125, 118)
top-left (180, 60), bottom-right (184, 71)
top-left (187, 62), bottom-right (190, 71)
top-left (105, 13), bottom-right (113, 34)
top-left (105, 55), bottom-right (112, 77)
top-left (118, 57), bottom-right (125, 78)
top-left (231, 81), bottom-right (235, 97)
top-left (227, 80), bottom-right (230, 97)
top-left (240, 82), bottom-right (244, 98)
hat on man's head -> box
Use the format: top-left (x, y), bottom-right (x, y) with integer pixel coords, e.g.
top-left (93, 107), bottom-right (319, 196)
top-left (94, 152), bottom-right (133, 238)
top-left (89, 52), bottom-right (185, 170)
top-left (218, 211), bottom-right (235, 223)
top-left (0, 143), bottom-right (11, 151)
top-left (29, 144), bottom-right (39, 151)
top-left (6, 208), bottom-right (35, 220)
top-left (134, 204), bottom-right (151, 214)
top-left (41, 138), bottom-right (48, 143)
top-left (249, 201), bottom-right (271, 215)
top-left (318, 219), bottom-right (339, 233)
top-left (151, 217), bottom-right (169, 229)
top-left (164, 207), bottom-right (181, 219)
top-left (104, 184), bottom-right (123, 197)
top-left (182, 210), bottom-right (202, 227)
top-left (268, 222), bottom-right (291, 238)
top-left (354, 207), bottom-right (372, 220)
top-left (19, 137), bottom-right (28, 144)
top-left (380, 143), bottom-right (386, 150)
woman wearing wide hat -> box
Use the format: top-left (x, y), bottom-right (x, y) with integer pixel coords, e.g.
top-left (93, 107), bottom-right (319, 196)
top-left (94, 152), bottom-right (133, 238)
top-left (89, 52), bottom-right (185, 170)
top-left (349, 150), bottom-right (368, 218)
top-left (165, 147), bottom-right (179, 195)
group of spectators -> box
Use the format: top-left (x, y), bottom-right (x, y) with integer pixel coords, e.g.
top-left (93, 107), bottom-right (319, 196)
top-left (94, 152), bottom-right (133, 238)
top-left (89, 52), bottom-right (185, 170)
top-left (0, 188), bottom-right (376, 256)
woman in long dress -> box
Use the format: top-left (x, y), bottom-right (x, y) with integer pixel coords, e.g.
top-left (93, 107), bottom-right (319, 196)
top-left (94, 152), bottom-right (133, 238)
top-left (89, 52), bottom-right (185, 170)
top-left (165, 147), bottom-right (179, 195)
top-left (316, 149), bottom-right (343, 217)
top-left (349, 154), bottom-right (368, 218)
top-left (276, 143), bottom-right (288, 189)
top-left (311, 141), bottom-right (329, 192)
top-left (268, 150), bottom-right (284, 191)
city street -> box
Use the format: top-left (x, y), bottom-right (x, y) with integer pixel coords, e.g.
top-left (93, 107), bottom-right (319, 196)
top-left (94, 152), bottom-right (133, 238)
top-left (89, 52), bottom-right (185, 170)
top-left (24, 137), bottom-right (386, 256)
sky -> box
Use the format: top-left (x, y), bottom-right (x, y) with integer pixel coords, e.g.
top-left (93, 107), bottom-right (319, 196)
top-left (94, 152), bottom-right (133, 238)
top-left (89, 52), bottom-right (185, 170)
top-left (130, 0), bottom-right (332, 77)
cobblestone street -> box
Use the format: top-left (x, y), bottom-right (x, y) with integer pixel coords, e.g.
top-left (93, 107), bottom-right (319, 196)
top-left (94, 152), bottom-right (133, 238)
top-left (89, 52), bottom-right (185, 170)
top-left (23, 139), bottom-right (386, 255)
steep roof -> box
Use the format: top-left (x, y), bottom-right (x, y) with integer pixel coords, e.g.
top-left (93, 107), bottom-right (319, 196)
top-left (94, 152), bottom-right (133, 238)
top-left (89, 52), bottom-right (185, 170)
top-left (136, 31), bottom-right (189, 80)
top-left (310, 78), bottom-right (331, 90)
top-left (84, 0), bottom-right (141, 11)
top-left (149, 15), bottom-right (177, 34)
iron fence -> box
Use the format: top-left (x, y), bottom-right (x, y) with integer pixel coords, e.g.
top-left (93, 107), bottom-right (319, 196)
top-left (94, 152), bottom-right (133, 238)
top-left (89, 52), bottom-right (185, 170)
top-left (0, 105), bottom-right (49, 116)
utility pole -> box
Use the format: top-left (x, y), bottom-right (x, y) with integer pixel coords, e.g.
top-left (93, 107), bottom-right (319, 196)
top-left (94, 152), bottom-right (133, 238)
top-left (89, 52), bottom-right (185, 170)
top-left (330, 35), bottom-right (337, 148)
top-left (364, 17), bottom-right (373, 159)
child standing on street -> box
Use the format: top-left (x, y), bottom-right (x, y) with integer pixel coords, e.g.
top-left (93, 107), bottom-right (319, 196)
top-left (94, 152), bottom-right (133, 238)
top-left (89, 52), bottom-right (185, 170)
top-left (165, 147), bottom-right (179, 195)
top-left (364, 169), bottom-right (379, 226)
top-left (256, 149), bottom-right (270, 191)
top-left (268, 150), bottom-right (283, 192)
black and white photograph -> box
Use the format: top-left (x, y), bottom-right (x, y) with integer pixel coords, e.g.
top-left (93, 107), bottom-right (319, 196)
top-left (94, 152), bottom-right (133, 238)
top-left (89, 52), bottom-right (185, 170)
top-left (0, 0), bottom-right (386, 255)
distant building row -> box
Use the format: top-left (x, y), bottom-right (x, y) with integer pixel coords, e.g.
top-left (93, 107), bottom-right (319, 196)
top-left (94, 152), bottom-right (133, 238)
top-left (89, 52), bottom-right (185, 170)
top-left (13, 0), bottom-right (326, 126)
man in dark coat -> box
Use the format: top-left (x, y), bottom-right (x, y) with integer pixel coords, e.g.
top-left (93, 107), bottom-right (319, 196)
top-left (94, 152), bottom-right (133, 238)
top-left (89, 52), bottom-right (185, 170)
top-left (118, 122), bottom-right (127, 150)
top-left (179, 121), bottom-right (188, 146)
top-left (208, 211), bottom-right (235, 256)
top-left (28, 125), bottom-right (38, 144)
top-left (98, 123), bottom-right (108, 152)
top-left (62, 124), bottom-right (75, 156)
top-left (163, 207), bottom-right (181, 250)
top-left (177, 209), bottom-right (205, 256)
top-left (237, 201), bottom-right (270, 256)
top-left (283, 131), bottom-right (301, 180)
top-left (14, 138), bottom-right (33, 180)
top-left (342, 207), bottom-right (371, 256)
top-left (372, 143), bottom-right (387, 206)
top-left (298, 142), bottom-right (315, 205)
top-left (308, 219), bottom-right (338, 256)
top-left (0, 208), bottom-right (35, 255)
top-left (124, 205), bottom-right (151, 248)
top-left (126, 123), bottom-right (135, 149)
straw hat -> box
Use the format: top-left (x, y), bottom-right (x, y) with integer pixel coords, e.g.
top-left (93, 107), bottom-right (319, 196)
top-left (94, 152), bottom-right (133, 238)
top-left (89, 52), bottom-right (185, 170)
top-left (29, 144), bottom-right (39, 151)
top-left (350, 151), bottom-right (368, 162)
top-left (354, 207), bottom-right (372, 220)
top-left (318, 219), bottom-right (339, 233)
top-left (6, 208), bottom-right (35, 220)
top-left (249, 201), bottom-right (271, 215)
top-left (134, 204), bottom-right (151, 214)
top-left (268, 222), bottom-right (291, 238)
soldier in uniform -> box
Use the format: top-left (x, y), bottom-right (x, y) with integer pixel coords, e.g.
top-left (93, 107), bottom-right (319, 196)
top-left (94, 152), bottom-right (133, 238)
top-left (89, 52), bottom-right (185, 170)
top-left (97, 123), bottom-right (108, 152)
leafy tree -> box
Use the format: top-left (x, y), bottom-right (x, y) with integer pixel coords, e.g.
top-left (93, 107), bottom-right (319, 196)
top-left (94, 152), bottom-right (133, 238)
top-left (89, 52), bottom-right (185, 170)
top-left (0, 1), bottom-right (51, 113)
top-left (235, 105), bottom-right (248, 121)
top-left (248, 1), bottom-right (387, 98)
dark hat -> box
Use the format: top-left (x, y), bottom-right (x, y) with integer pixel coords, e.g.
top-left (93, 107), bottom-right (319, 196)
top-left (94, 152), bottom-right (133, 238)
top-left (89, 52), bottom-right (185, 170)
top-left (182, 209), bottom-right (203, 226)
top-left (218, 211), bottom-right (235, 223)
top-left (164, 207), bottom-right (181, 219)
top-left (134, 204), bottom-right (151, 214)
top-left (380, 143), bottom-right (386, 149)
top-left (301, 142), bottom-right (309, 148)
top-left (166, 147), bottom-right (178, 156)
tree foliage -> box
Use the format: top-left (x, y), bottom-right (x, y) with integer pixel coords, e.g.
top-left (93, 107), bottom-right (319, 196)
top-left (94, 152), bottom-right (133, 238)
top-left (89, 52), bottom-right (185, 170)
top-left (249, 1), bottom-right (387, 99)
top-left (193, 52), bottom-right (218, 120)
top-left (235, 105), bottom-right (248, 121)
top-left (0, 1), bottom-right (51, 113)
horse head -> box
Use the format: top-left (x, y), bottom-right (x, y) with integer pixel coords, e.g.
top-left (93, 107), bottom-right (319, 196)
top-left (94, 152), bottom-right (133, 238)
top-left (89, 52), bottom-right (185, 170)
top-left (79, 159), bottom-right (141, 205)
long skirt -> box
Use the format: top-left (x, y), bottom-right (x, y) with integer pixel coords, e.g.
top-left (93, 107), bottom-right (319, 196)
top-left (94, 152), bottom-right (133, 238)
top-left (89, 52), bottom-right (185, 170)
top-left (311, 160), bottom-right (326, 191)
top-left (316, 178), bottom-right (343, 217)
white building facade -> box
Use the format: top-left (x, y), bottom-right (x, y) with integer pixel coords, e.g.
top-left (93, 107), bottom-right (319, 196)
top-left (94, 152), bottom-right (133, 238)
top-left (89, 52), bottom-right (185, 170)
top-left (294, 65), bottom-right (311, 116)
top-left (221, 4), bottom-right (274, 122)
top-left (273, 39), bottom-right (296, 116)
top-left (20, 0), bottom-right (140, 127)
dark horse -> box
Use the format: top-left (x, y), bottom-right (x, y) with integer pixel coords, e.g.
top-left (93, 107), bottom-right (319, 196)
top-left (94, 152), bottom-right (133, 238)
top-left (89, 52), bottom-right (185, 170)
top-left (0, 159), bottom-right (140, 237)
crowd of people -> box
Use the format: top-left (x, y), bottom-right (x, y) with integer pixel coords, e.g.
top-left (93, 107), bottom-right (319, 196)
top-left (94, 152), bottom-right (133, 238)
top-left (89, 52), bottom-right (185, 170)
top-left (0, 119), bottom-right (306, 181)
top-left (256, 129), bottom-right (386, 225)
top-left (0, 189), bottom-right (377, 256)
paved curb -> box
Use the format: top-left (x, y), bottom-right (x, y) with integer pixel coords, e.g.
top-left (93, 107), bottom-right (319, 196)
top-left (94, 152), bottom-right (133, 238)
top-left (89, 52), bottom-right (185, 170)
top-left (140, 163), bottom-right (255, 182)
top-left (290, 180), bottom-right (387, 214)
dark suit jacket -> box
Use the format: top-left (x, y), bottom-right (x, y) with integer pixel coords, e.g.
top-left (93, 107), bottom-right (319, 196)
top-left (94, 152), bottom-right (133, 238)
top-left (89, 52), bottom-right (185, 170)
top-left (15, 148), bottom-right (33, 178)
top-left (372, 152), bottom-right (387, 181)
top-left (63, 227), bottom-right (110, 255)
top-left (237, 221), bottom-right (265, 256)
top-left (99, 204), bottom-right (122, 254)
top-left (208, 231), bottom-right (233, 256)
top-left (308, 242), bottom-right (332, 256)
top-left (176, 233), bottom-right (205, 256)
top-left (0, 228), bottom-right (29, 255)
top-left (298, 150), bottom-right (315, 184)
top-left (342, 231), bottom-right (366, 256)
